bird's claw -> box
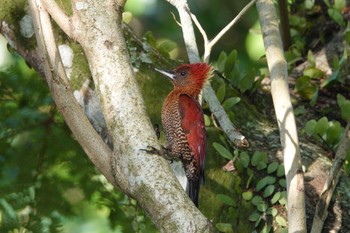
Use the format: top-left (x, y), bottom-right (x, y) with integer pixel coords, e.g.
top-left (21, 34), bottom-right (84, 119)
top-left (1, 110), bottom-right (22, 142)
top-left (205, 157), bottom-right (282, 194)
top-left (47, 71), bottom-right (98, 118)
top-left (141, 145), bottom-right (173, 161)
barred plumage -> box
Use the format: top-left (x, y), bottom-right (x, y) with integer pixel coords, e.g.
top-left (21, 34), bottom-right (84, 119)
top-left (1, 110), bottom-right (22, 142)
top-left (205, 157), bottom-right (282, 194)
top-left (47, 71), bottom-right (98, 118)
top-left (155, 63), bottom-right (212, 207)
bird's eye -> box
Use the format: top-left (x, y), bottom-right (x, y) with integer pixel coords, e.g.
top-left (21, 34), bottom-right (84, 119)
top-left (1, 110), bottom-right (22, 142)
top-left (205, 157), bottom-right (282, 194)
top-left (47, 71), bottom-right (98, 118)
top-left (180, 71), bottom-right (186, 76)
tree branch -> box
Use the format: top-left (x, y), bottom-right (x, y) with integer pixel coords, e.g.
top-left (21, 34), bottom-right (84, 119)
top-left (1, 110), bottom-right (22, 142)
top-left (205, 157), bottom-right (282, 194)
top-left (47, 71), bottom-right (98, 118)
top-left (28, 0), bottom-right (116, 187)
top-left (256, 0), bottom-right (306, 231)
top-left (189, 0), bottom-right (257, 62)
top-left (42, 0), bottom-right (73, 38)
top-left (64, 0), bottom-right (211, 231)
top-left (311, 124), bottom-right (350, 233)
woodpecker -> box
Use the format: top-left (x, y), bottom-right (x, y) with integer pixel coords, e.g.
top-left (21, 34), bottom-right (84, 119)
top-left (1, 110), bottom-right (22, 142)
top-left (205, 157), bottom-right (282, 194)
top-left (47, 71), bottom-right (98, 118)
top-left (155, 63), bottom-right (212, 207)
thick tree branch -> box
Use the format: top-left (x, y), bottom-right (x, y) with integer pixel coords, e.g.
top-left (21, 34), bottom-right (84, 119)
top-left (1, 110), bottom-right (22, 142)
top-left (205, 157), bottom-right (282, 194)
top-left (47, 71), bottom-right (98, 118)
top-left (63, 0), bottom-right (211, 231)
top-left (311, 124), bottom-right (350, 233)
top-left (256, 0), bottom-right (306, 232)
top-left (166, 0), bottom-right (249, 148)
top-left (28, 0), bottom-right (116, 187)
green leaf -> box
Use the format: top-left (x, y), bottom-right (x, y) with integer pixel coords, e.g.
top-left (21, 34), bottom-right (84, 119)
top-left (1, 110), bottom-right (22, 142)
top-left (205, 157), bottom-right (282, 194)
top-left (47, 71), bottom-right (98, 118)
top-left (217, 194), bottom-right (236, 206)
top-left (144, 31), bottom-right (157, 47)
top-left (279, 179), bottom-right (287, 188)
top-left (257, 203), bottom-right (268, 212)
top-left (122, 11), bottom-right (133, 24)
top-left (314, 117), bottom-right (329, 136)
top-left (294, 105), bottom-right (305, 116)
top-left (204, 114), bottom-right (211, 126)
top-left (240, 151), bottom-right (250, 168)
top-left (304, 0), bottom-right (315, 9)
top-left (251, 151), bottom-right (268, 166)
top-left (334, 0), bottom-right (346, 12)
top-left (337, 94), bottom-right (347, 107)
top-left (260, 224), bottom-right (271, 233)
top-left (328, 8), bottom-right (345, 26)
top-left (158, 40), bottom-right (177, 54)
top-left (325, 121), bottom-right (343, 145)
top-left (295, 76), bottom-right (318, 100)
top-left (263, 185), bottom-right (275, 198)
top-left (277, 164), bottom-right (285, 177)
top-left (251, 196), bottom-right (264, 205)
top-left (217, 52), bottom-right (227, 72)
top-left (225, 50), bottom-right (238, 75)
top-left (303, 67), bottom-right (324, 78)
top-left (242, 191), bottom-right (253, 201)
top-left (305, 120), bottom-right (317, 136)
top-left (276, 215), bottom-right (287, 227)
top-left (310, 87), bottom-right (319, 106)
top-left (267, 162), bottom-right (279, 174)
top-left (256, 176), bottom-right (276, 192)
top-left (239, 70), bottom-right (256, 93)
top-left (267, 207), bottom-right (278, 217)
top-left (257, 161), bottom-right (267, 170)
top-left (216, 223), bottom-right (233, 233)
top-left (216, 81), bottom-right (226, 103)
top-left (307, 50), bottom-right (316, 67)
top-left (340, 102), bottom-right (350, 122)
top-left (249, 212), bottom-right (261, 222)
top-left (222, 97), bottom-right (241, 111)
top-left (270, 192), bottom-right (281, 205)
top-left (213, 143), bottom-right (233, 160)
top-left (279, 191), bottom-right (288, 205)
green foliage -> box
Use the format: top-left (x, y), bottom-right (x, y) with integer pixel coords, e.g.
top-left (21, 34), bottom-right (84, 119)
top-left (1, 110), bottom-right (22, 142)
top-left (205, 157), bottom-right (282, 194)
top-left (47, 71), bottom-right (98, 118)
top-left (305, 117), bottom-right (344, 149)
top-left (337, 94), bottom-right (350, 121)
top-left (0, 56), bottom-right (157, 232)
top-left (215, 149), bottom-right (288, 233)
top-left (214, 50), bottom-right (261, 94)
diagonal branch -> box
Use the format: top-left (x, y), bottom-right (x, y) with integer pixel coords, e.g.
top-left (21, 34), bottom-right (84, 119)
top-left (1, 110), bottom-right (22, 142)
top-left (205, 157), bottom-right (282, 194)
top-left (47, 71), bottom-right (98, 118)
top-left (189, 0), bottom-right (257, 62)
top-left (42, 0), bottom-right (73, 38)
top-left (311, 124), bottom-right (350, 233)
top-left (28, 0), bottom-right (116, 187)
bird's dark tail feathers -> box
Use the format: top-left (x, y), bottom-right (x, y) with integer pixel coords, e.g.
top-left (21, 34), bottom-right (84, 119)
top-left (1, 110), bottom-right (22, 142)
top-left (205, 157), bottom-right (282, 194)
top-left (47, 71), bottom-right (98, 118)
top-left (188, 179), bottom-right (200, 207)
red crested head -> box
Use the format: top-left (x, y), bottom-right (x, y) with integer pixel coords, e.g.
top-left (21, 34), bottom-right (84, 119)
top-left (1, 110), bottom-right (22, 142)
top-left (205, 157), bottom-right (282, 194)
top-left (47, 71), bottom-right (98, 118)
top-left (155, 63), bottom-right (212, 96)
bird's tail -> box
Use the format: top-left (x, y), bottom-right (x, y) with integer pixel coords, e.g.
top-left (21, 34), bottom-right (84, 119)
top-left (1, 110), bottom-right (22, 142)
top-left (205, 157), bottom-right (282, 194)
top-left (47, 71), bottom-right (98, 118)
top-left (188, 179), bottom-right (200, 207)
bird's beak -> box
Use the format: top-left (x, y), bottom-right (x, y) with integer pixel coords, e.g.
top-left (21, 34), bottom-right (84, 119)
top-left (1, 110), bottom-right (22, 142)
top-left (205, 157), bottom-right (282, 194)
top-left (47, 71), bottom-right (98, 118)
top-left (155, 68), bottom-right (175, 80)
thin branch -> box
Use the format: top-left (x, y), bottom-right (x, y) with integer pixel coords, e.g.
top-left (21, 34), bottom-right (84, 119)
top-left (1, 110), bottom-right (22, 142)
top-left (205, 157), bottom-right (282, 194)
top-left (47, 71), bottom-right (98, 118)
top-left (42, 0), bottom-right (73, 38)
top-left (209, 0), bottom-right (257, 49)
top-left (28, 0), bottom-right (116, 187)
top-left (311, 124), bottom-right (350, 233)
top-left (188, 0), bottom-right (257, 62)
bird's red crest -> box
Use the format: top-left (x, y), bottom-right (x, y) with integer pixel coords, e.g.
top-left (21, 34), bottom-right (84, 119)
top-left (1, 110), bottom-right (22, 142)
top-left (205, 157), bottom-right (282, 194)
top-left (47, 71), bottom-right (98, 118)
top-left (175, 63), bottom-right (212, 90)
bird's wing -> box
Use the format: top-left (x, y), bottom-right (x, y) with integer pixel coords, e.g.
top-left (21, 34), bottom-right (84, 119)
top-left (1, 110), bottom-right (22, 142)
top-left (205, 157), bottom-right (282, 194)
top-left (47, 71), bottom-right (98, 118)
top-left (178, 94), bottom-right (206, 182)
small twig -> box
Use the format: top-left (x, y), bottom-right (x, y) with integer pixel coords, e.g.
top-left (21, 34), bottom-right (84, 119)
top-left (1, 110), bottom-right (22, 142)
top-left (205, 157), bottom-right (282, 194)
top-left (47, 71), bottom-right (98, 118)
top-left (311, 124), bottom-right (350, 233)
top-left (170, 11), bottom-right (181, 27)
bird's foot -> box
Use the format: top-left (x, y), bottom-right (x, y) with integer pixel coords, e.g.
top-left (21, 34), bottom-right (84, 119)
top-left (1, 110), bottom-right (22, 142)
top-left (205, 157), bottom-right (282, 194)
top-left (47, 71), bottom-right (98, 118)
top-left (141, 146), bottom-right (174, 162)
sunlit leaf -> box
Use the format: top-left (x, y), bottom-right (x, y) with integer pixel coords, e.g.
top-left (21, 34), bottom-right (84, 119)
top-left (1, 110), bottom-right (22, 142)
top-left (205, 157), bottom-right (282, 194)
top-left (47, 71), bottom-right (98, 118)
top-left (276, 215), bottom-right (287, 227)
top-left (216, 194), bottom-right (236, 206)
top-left (263, 185), bottom-right (275, 198)
top-left (267, 162), bottom-right (279, 174)
top-left (222, 97), bottom-right (241, 111)
top-left (242, 191), bottom-right (253, 201)
top-left (216, 223), bottom-right (234, 233)
top-left (213, 143), bottom-right (233, 160)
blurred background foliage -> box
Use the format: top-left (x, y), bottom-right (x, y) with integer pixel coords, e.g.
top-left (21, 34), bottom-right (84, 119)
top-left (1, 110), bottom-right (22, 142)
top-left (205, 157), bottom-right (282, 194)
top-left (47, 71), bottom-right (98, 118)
top-left (1, 0), bottom-right (350, 232)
